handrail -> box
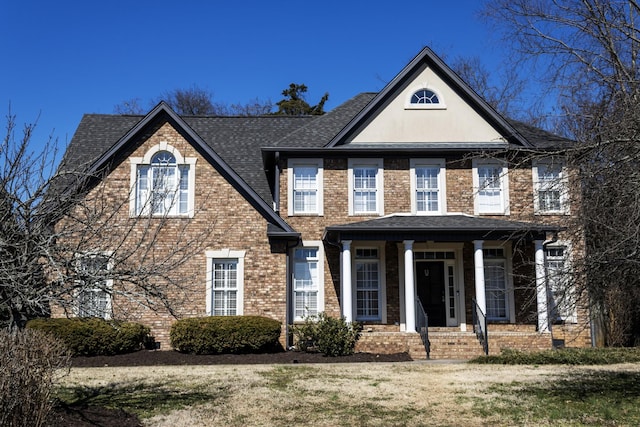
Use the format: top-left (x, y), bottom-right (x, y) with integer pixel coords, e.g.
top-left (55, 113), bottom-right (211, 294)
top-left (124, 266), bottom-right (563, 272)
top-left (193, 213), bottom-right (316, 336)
top-left (472, 298), bottom-right (489, 355)
top-left (415, 297), bottom-right (430, 359)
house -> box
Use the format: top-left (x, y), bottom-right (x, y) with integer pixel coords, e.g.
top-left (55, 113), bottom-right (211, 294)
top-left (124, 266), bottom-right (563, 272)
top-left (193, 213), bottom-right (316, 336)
top-left (58, 47), bottom-right (591, 358)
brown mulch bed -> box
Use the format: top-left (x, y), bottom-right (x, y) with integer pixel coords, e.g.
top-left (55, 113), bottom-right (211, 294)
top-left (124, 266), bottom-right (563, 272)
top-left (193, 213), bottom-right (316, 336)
top-left (50, 350), bottom-right (412, 426)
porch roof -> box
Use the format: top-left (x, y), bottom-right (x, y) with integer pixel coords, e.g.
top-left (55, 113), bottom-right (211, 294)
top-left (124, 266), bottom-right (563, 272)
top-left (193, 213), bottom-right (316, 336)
top-left (323, 214), bottom-right (563, 243)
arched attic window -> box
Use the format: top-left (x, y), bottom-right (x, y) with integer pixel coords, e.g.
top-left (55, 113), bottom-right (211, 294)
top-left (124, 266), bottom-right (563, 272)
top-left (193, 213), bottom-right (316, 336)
top-left (406, 87), bottom-right (446, 109)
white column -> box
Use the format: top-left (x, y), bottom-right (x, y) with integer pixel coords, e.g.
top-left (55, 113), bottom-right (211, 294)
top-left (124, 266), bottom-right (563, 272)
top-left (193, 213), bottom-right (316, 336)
top-left (535, 240), bottom-right (550, 333)
top-left (404, 240), bottom-right (416, 332)
top-left (341, 240), bottom-right (353, 323)
top-left (473, 240), bottom-right (487, 314)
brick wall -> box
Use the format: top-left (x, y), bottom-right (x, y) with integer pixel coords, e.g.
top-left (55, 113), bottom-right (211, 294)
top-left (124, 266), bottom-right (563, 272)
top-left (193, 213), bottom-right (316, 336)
top-left (54, 121), bottom-right (288, 348)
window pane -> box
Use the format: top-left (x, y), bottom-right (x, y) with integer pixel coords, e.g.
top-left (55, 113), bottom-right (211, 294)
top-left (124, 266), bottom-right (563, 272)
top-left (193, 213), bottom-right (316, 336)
top-left (353, 167), bottom-right (378, 213)
top-left (356, 258), bottom-right (380, 320)
top-left (77, 255), bottom-right (111, 319)
top-left (293, 247), bottom-right (320, 319)
top-left (546, 247), bottom-right (573, 322)
top-left (136, 151), bottom-right (190, 216)
top-left (478, 166), bottom-right (503, 212)
top-left (416, 167), bottom-right (439, 212)
top-left (485, 262), bottom-right (507, 319)
top-left (293, 165), bottom-right (319, 214)
top-left (178, 166), bottom-right (189, 213)
top-left (212, 260), bottom-right (238, 316)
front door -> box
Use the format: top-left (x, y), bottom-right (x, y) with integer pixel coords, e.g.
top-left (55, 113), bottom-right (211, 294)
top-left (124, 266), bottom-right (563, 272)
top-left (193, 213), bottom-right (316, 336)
top-left (416, 261), bottom-right (446, 327)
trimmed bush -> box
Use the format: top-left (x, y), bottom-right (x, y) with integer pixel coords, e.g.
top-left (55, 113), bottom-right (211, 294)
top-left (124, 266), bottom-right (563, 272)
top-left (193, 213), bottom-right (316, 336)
top-left (170, 315), bottom-right (282, 355)
top-left (26, 317), bottom-right (150, 356)
top-left (291, 313), bottom-right (362, 357)
top-left (0, 328), bottom-right (70, 427)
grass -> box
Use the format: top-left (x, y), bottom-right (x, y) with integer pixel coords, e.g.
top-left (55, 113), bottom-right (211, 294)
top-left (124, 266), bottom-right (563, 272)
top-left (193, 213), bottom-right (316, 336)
top-left (53, 349), bottom-right (640, 426)
top-left (465, 369), bottom-right (640, 426)
top-left (469, 347), bottom-right (640, 365)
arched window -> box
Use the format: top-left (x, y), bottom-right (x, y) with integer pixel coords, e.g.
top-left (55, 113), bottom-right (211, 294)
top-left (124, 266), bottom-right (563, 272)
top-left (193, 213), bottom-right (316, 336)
top-left (411, 89), bottom-right (440, 105)
top-left (131, 144), bottom-right (195, 217)
top-left (406, 87), bottom-right (446, 109)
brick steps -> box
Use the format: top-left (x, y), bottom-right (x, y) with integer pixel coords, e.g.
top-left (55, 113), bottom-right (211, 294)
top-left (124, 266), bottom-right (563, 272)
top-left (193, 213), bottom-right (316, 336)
top-left (356, 328), bottom-right (554, 360)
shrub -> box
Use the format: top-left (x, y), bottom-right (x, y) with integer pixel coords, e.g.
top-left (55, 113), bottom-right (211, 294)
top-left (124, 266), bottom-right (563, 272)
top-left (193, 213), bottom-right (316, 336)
top-left (0, 328), bottom-right (71, 427)
top-left (170, 315), bottom-right (282, 355)
top-left (291, 313), bottom-right (362, 357)
top-left (27, 317), bottom-right (150, 356)
top-left (469, 347), bottom-right (640, 365)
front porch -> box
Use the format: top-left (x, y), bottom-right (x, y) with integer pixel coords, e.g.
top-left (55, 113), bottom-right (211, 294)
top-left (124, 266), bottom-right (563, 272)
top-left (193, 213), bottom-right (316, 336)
top-left (324, 214), bottom-right (566, 359)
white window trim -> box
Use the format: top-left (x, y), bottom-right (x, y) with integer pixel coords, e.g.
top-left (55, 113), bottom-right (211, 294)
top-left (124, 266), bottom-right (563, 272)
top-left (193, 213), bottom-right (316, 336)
top-left (74, 251), bottom-right (114, 320)
top-left (348, 159), bottom-right (384, 216)
top-left (472, 159), bottom-right (510, 215)
top-left (205, 249), bottom-right (246, 316)
top-left (292, 241), bottom-right (325, 322)
top-left (410, 158), bottom-right (447, 215)
top-left (129, 142), bottom-right (197, 218)
top-left (532, 160), bottom-right (569, 215)
top-left (352, 244), bottom-right (387, 323)
top-left (483, 243), bottom-right (515, 322)
top-left (405, 84), bottom-right (447, 110)
top-left (545, 241), bottom-right (576, 324)
top-left (287, 158), bottom-right (323, 216)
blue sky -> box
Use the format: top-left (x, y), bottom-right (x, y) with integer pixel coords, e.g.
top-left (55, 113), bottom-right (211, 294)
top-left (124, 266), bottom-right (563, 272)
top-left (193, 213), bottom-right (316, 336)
top-left (1, 1), bottom-right (501, 152)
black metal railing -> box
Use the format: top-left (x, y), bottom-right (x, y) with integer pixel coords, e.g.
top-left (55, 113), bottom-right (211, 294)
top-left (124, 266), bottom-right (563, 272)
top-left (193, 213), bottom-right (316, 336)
top-left (472, 298), bottom-right (489, 355)
top-left (415, 297), bottom-right (430, 359)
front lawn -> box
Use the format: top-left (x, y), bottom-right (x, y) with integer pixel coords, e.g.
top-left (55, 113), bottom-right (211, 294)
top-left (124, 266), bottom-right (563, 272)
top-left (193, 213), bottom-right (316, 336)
top-left (53, 351), bottom-right (640, 426)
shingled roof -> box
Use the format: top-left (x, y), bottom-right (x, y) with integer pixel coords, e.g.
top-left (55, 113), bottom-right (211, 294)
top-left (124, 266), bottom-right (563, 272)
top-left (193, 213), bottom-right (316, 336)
top-left (63, 91), bottom-right (569, 209)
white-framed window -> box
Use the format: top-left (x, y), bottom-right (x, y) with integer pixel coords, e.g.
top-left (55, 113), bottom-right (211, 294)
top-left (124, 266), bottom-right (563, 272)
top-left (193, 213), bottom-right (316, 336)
top-left (483, 248), bottom-right (511, 321)
top-left (206, 249), bottom-right (245, 316)
top-left (533, 160), bottom-right (568, 214)
top-left (348, 159), bottom-right (384, 216)
top-left (354, 248), bottom-right (383, 321)
top-left (288, 159), bottom-right (323, 215)
top-left (473, 160), bottom-right (509, 215)
top-left (405, 86), bottom-right (446, 109)
top-left (545, 245), bottom-right (576, 323)
top-left (292, 243), bottom-right (324, 321)
top-left (76, 253), bottom-right (113, 319)
top-left (410, 159), bottom-right (447, 215)
top-left (130, 142), bottom-right (196, 217)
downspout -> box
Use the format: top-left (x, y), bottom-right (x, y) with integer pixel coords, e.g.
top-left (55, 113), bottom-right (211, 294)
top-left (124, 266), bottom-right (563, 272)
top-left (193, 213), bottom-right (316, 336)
top-left (273, 152), bottom-right (280, 214)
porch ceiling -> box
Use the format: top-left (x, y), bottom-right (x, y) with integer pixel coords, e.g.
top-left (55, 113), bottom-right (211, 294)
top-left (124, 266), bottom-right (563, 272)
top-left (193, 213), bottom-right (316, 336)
top-left (323, 214), bottom-right (563, 243)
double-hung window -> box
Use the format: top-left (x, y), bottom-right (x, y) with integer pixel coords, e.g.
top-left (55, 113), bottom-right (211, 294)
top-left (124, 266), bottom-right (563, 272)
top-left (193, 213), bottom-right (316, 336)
top-left (355, 248), bottom-right (381, 321)
top-left (483, 248), bottom-right (509, 320)
top-left (545, 246), bottom-right (575, 323)
top-left (130, 143), bottom-right (196, 217)
top-left (76, 253), bottom-right (112, 319)
top-left (349, 159), bottom-right (383, 216)
top-left (288, 159), bottom-right (323, 215)
top-left (533, 160), bottom-right (567, 214)
top-left (206, 249), bottom-right (245, 316)
top-left (292, 245), bottom-right (324, 321)
top-left (473, 160), bottom-right (509, 215)
top-left (411, 159), bottom-right (446, 214)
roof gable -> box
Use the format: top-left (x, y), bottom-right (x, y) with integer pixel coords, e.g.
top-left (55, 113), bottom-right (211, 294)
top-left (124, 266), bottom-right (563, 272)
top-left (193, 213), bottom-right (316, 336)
top-left (78, 102), bottom-right (299, 234)
top-left (326, 47), bottom-right (532, 149)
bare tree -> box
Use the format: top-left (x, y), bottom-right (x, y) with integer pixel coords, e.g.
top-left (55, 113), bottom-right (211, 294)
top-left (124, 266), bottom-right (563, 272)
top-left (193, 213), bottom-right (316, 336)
top-left (451, 56), bottom-right (529, 121)
top-left (0, 112), bottom-right (216, 329)
top-left (484, 0), bottom-right (640, 345)
top-left (115, 87), bottom-right (274, 116)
